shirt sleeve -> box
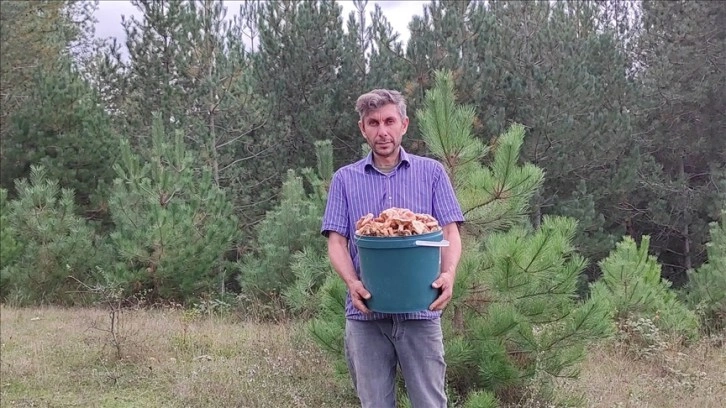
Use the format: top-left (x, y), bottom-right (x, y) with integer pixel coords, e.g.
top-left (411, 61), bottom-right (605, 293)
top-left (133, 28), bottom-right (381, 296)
top-left (321, 170), bottom-right (350, 238)
top-left (432, 163), bottom-right (465, 226)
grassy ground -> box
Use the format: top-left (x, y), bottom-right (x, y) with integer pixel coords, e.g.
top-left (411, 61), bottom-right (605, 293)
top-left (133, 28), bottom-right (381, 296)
top-left (1, 305), bottom-right (724, 407)
top-left (0, 306), bottom-right (357, 408)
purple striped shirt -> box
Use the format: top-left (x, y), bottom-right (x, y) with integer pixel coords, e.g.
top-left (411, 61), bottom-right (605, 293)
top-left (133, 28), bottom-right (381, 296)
top-left (321, 147), bottom-right (464, 321)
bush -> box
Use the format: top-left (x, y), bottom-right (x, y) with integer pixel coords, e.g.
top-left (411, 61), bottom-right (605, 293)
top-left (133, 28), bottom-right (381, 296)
top-left (108, 116), bottom-right (238, 303)
top-left (684, 211), bottom-right (726, 332)
top-left (589, 235), bottom-right (700, 340)
top-left (1, 166), bottom-right (108, 305)
top-left (0, 189), bottom-right (23, 270)
top-left (238, 141), bottom-right (332, 315)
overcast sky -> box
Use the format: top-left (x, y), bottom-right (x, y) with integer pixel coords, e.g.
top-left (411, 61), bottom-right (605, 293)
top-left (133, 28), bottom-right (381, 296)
top-left (94, 0), bottom-right (427, 46)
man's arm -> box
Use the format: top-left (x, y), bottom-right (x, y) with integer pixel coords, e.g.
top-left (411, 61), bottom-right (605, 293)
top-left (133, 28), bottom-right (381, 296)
top-left (327, 231), bottom-right (371, 313)
top-left (429, 222), bottom-right (462, 311)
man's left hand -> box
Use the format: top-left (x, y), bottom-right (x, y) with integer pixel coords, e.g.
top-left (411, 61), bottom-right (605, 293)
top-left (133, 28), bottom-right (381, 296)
top-left (429, 272), bottom-right (454, 311)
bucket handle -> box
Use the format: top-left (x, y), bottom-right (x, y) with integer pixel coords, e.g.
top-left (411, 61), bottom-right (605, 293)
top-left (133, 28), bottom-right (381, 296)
top-left (415, 240), bottom-right (450, 247)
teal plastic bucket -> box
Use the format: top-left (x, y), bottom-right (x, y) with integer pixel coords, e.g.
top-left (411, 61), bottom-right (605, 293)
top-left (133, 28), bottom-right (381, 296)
top-left (354, 230), bottom-right (449, 313)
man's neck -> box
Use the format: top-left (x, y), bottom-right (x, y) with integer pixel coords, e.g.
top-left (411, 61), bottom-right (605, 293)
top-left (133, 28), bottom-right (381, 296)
top-left (373, 150), bottom-right (401, 169)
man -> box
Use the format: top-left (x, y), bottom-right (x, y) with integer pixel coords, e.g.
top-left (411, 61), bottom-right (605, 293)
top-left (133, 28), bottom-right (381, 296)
top-left (321, 89), bottom-right (464, 408)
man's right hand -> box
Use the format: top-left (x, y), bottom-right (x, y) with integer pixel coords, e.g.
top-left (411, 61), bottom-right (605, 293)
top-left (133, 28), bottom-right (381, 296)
top-left (348, 280), bottom-right (372, 314)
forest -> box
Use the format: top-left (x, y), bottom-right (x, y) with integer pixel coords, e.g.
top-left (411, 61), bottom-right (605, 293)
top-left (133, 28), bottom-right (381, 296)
top-left (0, 0), bottom-right (724, 406)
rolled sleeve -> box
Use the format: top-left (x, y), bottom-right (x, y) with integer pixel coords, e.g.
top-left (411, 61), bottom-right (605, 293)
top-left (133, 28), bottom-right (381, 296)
top-left (321, 171), bottom-right (350, 238)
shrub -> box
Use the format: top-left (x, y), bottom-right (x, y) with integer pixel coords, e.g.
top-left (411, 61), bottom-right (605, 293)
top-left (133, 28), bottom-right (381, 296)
top-left (1, 166), bottom-right (107, 305)
top-left (108, 116), bottom-right (238, 303)
top-left (238, 141), bottom-right (332, 315)
top-left (684, 210), bottom-right (726, 332)
top-left (589, 235), bottom-right (700, 340)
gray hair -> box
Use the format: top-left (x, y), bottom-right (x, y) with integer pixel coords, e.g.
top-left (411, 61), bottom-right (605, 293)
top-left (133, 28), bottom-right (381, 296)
top-left (355, 89), bottom-right (407, 121)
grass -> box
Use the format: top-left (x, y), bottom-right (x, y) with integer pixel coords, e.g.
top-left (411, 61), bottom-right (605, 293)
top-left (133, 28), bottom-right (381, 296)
top-left (1, 305), bottom-right (724, 407)
top-left (0, 305), bottom-right (357, 408)
top-left (556, 339), bottom-right (726, 408)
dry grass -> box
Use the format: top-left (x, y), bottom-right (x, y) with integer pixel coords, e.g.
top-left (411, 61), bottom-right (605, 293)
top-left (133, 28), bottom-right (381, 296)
top-left (1, 305), bottom-right (724, 407)
top-left (0, 305), bottom-right (357, 408)
top-left (554, 339), bottom-right (726, 408)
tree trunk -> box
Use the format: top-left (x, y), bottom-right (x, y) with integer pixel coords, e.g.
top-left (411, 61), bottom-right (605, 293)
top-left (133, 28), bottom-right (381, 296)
top-left (679, 155), bottom-right (692, 271)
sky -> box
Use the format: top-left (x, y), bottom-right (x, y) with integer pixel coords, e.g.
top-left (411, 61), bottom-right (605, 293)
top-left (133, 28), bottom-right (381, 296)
top-left (93, 0), bottom-right (428, 46)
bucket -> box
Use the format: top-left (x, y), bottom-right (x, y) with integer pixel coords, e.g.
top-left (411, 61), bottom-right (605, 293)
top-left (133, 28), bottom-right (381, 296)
top-left (354, 230), bottom-right (449, 313)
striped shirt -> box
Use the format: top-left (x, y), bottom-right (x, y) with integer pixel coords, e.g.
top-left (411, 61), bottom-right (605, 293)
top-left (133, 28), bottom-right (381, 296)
top-left (321, 147), bottom-right (465, 321)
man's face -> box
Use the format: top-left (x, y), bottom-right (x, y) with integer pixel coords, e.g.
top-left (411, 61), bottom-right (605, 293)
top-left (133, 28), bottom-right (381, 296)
top-left (359, 103), bottom-right (409, 159)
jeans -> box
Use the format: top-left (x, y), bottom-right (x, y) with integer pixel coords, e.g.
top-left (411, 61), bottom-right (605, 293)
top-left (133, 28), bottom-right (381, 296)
top-left (344, 318), bottom-right (447, 408)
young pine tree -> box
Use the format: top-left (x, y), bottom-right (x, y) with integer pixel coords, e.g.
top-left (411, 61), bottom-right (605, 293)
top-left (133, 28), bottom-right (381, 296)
top-left (0, 189), bottom-right (22, 272)
top-left (1, 166), bottom-right (107, 305)
top-left (684, 211), bottom-right (726, 332)
top-left (4, 57), bottom-right (119, 212)
top-left (108, 115), bottom-right (237, 303)
top-left (239, 140), bottom-right (333, 315)
top-left (589, 235), bottom-right (700, 340)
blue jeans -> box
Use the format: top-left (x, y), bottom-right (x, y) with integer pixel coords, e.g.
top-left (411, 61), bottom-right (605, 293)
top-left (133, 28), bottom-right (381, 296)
top-left (344, 318), bottom-right (447, 408)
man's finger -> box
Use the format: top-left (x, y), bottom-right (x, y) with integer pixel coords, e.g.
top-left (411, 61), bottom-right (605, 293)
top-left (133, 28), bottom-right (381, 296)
top-left (429, 291), bottom-right (451, 311)
top-left (352, 293), bottom-right (371, 313)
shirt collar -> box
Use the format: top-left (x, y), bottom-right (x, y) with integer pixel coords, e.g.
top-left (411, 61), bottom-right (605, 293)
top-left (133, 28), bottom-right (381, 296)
top-left (363, 147), bottom-right (411, 171)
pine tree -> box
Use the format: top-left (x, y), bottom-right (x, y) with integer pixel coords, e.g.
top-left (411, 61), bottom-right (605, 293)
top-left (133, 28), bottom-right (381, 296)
top-left (628, 0), bottom-right (726, 284)
top-left (589, 235), bottom-right (700, 339)
top-left (0, 166), bottom-right (107, 305)
top-left (0, 0), bottom-right (92, 146)
top-left (415, 73), bottom-right (542, 235)
top-left (105, 0), bottom-right (276, 246)
top-left (108, 115), bottom-right (238, 302)
top-left (333, 0), bottom-right (374, 166)
top-left (1, 1), bottom-right (117, 215)
top-left (4, 58), bottom-right (119, 211)
top-left (0, 189), bottom-right (23, 297)
top-left (685, 211), bottom-right (726, 332)
top-left (252, 0), bottom-right (347, 170)
top-left (405, 0), bottom-right (636, 279)
top-left (239, 141), bottom-right (332, 313)
top-left (309, 70), bottom-right (611, 405)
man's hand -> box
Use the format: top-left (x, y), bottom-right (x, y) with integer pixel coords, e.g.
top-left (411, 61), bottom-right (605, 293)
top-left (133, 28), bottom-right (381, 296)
top-left (429, 272), bottom-right (454, 311)
top-left (348, 280), bottom-right (372, 314)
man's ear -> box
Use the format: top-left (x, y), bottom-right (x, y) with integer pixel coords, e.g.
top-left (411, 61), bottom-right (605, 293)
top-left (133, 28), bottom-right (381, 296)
top-left (358, 120), bottom-right (365, 135)
top-left (401, 117), bottom-right (410, 134)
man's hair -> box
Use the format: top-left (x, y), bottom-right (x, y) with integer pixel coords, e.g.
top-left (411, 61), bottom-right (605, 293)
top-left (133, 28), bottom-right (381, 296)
top-left (355, 89), bottom-right (407, 121)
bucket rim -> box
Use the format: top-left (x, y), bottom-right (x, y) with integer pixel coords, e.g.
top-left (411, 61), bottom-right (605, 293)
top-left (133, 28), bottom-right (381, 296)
top-left (353, 229), bottom-right (443, 241)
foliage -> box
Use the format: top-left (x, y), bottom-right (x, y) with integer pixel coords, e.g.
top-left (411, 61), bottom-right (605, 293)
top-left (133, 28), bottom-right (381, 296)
top-left (0, 0), bottom-right (95, 143)
top-left (428, 71), bottom-right (611, 403)
top-left (253, 0), bottom-right (353, 170)
top-left (108, 115), bottom-right (238, 303)
top-left (0, 166), bottom-right (107, 305)
top-left (589, 235), bottom-right (700, 340)
top-left (4, 58), bottom-right (119, 210)
top-left (109, 0), bottom-right (275, 241)
top-left (0, 189), bottom-right (23, 289)
top-left (238, 140), bottom-right (332, 311)
top-left (307, 276), bottom-right (349, 377)
top-left (461, 390), bottom-right (499, 408)
top-left (684, 211), bottom-right (726, 332)
top-left (1, 0), bottom-right (720, 293)
top-left (627, 0), bottom-right (726, 284)
top-left (446, 217), bottom-right (611, 402)
top-left (417, 71), bottom-right (543, 235)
